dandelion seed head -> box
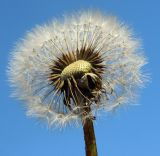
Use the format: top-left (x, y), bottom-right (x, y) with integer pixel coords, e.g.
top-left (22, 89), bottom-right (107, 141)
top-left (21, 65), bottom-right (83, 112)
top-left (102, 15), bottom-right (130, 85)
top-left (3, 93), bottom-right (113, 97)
top-left (8, 10), bottom-right (147, 127)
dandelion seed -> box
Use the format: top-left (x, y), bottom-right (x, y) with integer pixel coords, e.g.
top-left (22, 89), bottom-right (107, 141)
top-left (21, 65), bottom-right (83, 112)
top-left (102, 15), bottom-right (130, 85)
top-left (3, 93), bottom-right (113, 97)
top-left (8, 10), bottom-right (147, 156)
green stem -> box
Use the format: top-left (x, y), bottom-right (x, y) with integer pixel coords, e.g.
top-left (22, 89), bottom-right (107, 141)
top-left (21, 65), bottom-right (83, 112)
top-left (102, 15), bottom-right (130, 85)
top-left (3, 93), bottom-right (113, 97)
top-left (83, 118), bottom-right (98, 156)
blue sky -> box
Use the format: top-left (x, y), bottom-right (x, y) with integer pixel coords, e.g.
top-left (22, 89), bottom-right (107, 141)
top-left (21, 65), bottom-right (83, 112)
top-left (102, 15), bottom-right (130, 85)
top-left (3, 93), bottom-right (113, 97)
top-left (0, 0), bottom-right (160, 156)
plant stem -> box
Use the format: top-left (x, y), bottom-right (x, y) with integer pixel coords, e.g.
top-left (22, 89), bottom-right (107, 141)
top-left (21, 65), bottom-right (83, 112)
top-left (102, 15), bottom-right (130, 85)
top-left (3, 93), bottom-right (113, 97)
top-left (83, 118), bottom-right (98, 156)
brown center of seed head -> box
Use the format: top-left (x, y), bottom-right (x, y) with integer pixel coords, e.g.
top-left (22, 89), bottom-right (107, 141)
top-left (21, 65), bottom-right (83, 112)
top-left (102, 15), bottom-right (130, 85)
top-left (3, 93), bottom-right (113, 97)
top-left (48, 49), bottom-right (105, 115)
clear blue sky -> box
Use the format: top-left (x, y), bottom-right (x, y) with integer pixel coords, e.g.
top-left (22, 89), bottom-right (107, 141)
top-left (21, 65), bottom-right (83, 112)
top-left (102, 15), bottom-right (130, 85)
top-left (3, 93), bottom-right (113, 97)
top-left (0, 0), bottom-right (160, 156)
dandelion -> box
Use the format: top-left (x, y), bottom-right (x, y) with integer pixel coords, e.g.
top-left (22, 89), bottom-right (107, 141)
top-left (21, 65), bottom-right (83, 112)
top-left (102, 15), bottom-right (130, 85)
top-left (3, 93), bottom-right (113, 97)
top-left (8, 10), bottom-right (147, 156)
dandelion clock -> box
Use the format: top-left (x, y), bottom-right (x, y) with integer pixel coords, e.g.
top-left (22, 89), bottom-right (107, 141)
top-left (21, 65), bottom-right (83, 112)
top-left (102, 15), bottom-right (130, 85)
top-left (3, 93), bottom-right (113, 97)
top-left (8, 11), bottom-right (147, 156)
